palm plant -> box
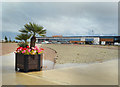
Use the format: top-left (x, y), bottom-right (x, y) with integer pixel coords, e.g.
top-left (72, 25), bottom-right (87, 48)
top-left (19, 22), bottom-right (46, 48)
top-left (15, 33), bottom-right (31, 43)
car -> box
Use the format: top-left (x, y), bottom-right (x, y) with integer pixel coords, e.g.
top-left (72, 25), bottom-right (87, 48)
top-left (114, 42), bottom-right (120, 46)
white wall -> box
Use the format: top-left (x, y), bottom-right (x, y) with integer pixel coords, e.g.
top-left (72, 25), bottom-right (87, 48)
top-left (93, 38), bottom-right (100, 45)
top-left (81, 37), bottom-right (85, 41)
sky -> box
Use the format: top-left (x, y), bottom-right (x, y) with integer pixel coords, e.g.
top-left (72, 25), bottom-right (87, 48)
top-left (1, 2), bottom-right (118, 40)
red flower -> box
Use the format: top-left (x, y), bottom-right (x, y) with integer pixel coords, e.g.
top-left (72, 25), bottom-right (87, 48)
top-left (20, 47), bottom-right (23, 50)
top-left (40, 48), bottom-right (44, 50)
top-left (23, 48), bottom-right (27, 50)
top-left (27, 46), bottom-right (29, 48)
top-left (17, 47), bottom-right (20, 50)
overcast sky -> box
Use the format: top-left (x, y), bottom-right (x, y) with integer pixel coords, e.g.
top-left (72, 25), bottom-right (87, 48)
top-left (1, 2), bottom-right (118, 40)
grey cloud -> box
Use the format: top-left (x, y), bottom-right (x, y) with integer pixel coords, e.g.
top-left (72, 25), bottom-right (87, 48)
top-left (2, 2), bottom-right (118, 36)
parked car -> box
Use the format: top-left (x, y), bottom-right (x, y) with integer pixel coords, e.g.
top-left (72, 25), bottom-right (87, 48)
top-left (114, 42), bottom-right (120, 46)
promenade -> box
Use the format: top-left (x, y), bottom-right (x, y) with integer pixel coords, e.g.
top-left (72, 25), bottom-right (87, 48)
top-left (1, 52), bottom-right (118, 85)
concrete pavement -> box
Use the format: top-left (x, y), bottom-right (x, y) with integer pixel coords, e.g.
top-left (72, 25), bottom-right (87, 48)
top-left (1, 52), bottom-right (118, 85)
top-left (28, 59), bottom-right (118, 85)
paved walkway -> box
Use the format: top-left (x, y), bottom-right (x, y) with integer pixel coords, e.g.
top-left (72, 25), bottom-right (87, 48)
top-left (1, 52), bottom-right (118, 85)
top-left (1, 53), bottom-right (58, 85)
top-left (28, 59), bottom-right (118, 85)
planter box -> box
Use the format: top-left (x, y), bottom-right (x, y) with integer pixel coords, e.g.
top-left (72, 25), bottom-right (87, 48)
top-left (15, 53), bottom-right (43, 72)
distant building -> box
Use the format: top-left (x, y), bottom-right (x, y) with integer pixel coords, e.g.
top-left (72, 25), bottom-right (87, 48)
top-left (36, 35), bottom-right (120, 45)
top-left (100, 36), bottom-right (120, 45)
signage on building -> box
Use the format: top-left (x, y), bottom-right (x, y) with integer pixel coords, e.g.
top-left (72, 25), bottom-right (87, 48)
top-left (52, 35), bottom-right (62, 38)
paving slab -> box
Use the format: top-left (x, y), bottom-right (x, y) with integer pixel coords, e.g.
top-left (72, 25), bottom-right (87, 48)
top-left (1, 52), bottom-right (118, 85)
top-left (1, 53), bottom-right (59, 85)
top-left (27, 59), bottom-right (118, 85)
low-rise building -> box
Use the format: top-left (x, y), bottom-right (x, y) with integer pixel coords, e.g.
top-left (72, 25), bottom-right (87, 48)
top-left (36, 35), bottom-right (120, 45)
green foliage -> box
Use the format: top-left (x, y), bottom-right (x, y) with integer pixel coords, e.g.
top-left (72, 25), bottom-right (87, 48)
top-left (13, 40), bottom-right (15, 43)
top-left (19, 22), bottom-right (46, 47)
top-left (15, 33), bottom-right (31, 43)
top-left (23, 22), bottom-right (46, 36)
top-left (9, 37), bottom-right (12, 42)
top-left (19, 29), bottom-right (28, 33)
top-left (18, 42), bottom-right (28, 48)
top-left (15, 22), bottom-right (46, 48)
top-left (5, 36), bottom-right (8, 42)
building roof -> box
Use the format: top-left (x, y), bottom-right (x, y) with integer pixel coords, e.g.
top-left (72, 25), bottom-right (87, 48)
top-left (36, 35), bottom-right (120, 38)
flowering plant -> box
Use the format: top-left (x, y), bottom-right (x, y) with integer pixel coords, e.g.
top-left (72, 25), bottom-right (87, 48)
top-left (18, 42), bottom-right (29, 48)
top-left (15, 46), bottom-right (44, 55)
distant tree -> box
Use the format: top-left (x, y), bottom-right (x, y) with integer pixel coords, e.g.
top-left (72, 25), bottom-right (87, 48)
top-left (15, 41), bottom-right (18, 43)
top-left (5, 36), bottom-right (8, 42)
top-left (9, 37), bottom-right (12, 42)
top-left (13, 40), bottom-right (15, 43)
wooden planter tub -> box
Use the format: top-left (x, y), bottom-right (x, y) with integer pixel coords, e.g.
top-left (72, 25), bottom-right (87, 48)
top-left (15, 53), bottom-right (43, 72)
